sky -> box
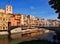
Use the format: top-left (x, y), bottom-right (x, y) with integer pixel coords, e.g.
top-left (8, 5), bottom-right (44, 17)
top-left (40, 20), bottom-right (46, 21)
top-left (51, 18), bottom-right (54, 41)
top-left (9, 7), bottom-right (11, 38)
top-left (0, 0), bottom-right (58, 20)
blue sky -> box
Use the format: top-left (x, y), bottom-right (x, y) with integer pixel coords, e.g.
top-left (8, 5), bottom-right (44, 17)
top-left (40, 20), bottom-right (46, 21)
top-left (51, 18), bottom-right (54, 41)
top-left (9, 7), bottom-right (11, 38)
top-left (0, 0), bottom-right (58, 20)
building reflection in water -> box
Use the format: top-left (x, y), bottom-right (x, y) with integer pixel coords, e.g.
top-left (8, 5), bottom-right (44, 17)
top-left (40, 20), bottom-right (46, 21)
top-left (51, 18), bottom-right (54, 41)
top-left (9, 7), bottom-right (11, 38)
top-left (0, 36), bottom-right (9, 44)
top-left (0, 28), bottom-right (55, 44)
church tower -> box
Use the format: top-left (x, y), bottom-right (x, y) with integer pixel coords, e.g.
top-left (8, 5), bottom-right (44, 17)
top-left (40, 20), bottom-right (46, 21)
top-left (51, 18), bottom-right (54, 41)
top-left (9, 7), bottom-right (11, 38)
top-left (6, 5), bottom-right (12, 14)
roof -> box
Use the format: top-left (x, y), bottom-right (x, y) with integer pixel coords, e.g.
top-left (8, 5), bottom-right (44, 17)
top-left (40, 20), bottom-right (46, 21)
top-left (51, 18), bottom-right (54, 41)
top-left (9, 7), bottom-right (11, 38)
top-left (0, 8), bottom-right (5, 10)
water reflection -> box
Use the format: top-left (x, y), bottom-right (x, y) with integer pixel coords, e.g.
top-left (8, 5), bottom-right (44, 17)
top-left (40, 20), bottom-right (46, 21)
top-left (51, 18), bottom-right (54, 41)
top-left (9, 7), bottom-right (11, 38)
top-left (0, 36), bottom-right (9, 44)
top-left (0, 28), bottom-right (56, 44)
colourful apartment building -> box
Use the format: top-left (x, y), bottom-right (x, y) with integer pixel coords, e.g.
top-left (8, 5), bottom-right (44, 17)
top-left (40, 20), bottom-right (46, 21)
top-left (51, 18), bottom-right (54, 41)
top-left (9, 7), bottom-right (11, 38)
top-left (23, 15), bottom-right (28, 26)
top-left (47, 20), bottom-right (60, 27)
top-left (8, 14), bottom-right (24, 26)
top-left (0, 13), bottom-right (8, 30)
top-left (27, 15), bottom-right (35, 26)
top-left (0, 8), bottom-right (5, 13)
top-left (38, 18), bottom-right (47, 27)
top-left (0, 5), bottom-right (12, 31)
top-left (34, 18), bottom-right (39, 26)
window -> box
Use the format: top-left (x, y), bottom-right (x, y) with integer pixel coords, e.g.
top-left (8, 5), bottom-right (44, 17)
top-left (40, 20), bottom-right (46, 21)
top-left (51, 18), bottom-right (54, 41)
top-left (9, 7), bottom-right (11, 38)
top-left (3, 18), bottom-right (5, 21)
top-left (10, 6), bottom-right (11, 9)
top-left (6, 27), bottom-right (7, 29)
top-left (6, 19), bottom-right (7, 21)
top-left (3, 27), bottom-right (5, 29)
top-left (0, 26), bottom-right (2, 29)
top-left (0, 17), bottom-right (2, 20)
top-left (17, 22), bottom-right (20, 26)
top-left (10, 7), bottom-right (11, 11)
top-left (7, 9), bottom-right (8, 11)
top-left (2, 13), bottom-right (4, 16)
top-left (10, 9), bottom-right (11, 11)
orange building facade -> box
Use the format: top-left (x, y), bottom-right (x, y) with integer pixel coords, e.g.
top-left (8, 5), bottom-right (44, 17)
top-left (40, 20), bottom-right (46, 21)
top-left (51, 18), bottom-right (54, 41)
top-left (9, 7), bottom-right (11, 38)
top-left (0, 13), bottom-right (8, 30)
top-left (8, 14), bottom-right (24, 26)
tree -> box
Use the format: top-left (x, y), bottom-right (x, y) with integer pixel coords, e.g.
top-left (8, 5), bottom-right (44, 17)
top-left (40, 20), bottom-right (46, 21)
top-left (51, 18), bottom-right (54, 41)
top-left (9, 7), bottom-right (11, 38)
top-left (49, 0), bottom-right (60, 19)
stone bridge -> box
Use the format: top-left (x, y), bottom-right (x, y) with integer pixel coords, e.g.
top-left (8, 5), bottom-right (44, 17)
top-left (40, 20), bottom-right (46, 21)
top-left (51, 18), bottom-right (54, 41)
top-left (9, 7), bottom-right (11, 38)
top-left (8, 26), bottom-right (60, 40)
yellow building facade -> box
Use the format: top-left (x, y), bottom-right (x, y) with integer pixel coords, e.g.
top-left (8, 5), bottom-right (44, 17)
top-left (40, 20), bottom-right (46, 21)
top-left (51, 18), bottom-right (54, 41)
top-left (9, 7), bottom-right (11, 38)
top-left (0, 13), bottom-right (8, 30)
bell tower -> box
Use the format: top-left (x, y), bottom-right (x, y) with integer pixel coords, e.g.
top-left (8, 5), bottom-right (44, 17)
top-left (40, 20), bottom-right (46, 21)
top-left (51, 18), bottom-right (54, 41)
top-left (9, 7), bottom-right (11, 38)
top-left (6, 5), bottom-right (12, 14)
top-left (6, 0), bottom-right (12, 14)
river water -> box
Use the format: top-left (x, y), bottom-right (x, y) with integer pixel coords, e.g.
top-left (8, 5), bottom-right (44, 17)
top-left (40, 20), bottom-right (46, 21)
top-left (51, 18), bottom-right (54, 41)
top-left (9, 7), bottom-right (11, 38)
top-left (0, 28), bottom-right (57, 44)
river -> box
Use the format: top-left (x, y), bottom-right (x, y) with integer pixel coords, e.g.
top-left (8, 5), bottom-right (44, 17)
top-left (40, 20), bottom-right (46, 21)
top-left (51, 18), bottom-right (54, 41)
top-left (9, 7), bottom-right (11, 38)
top-left (0, 28), bottom-right (57, 44)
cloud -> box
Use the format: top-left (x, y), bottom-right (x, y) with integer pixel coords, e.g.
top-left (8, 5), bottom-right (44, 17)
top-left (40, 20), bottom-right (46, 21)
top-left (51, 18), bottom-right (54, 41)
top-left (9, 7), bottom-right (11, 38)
top-left (30, 6), bottom-right (35, 10)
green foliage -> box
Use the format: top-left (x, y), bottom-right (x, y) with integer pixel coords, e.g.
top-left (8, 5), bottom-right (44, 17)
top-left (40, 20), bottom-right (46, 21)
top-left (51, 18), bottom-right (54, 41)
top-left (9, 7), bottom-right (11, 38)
top-left (49, 0), bottom-right (60, 19)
